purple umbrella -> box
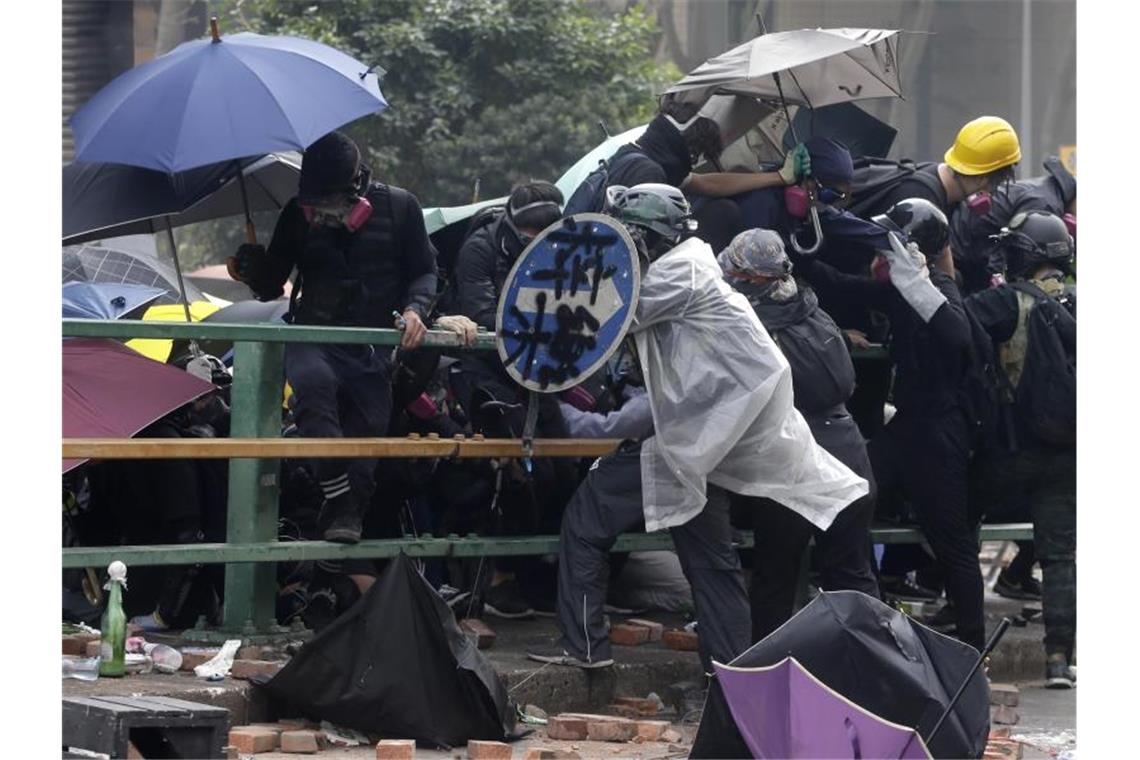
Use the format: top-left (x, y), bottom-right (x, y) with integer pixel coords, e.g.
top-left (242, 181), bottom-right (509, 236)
top-left (713, 657), bottom-right (932, 759)
top-left (63, 338), bottom-right (216, 472)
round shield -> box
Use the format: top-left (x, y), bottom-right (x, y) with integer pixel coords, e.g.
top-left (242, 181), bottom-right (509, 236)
top-left (496, 213), bottom-right (641, 393)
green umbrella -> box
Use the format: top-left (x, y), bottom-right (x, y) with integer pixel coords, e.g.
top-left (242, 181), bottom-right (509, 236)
top-left (421, 197), bottom-right (507, 236)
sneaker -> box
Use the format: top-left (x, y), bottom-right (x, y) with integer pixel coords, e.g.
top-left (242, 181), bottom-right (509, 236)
top-left (483, 579), bottom-right (536, 619)
top-left (881, 574), bottom-right (942, 603)
top-left (1045, 653), bottom-right (1075, 689)
top-left (994, 571), bottom-right (1043, 601)
top-left (526, 644), bottom-right (613, 670)
top-left (438, 584), bottom-right (471, 609)
top-left (319, 492), bottom-right (362, 544)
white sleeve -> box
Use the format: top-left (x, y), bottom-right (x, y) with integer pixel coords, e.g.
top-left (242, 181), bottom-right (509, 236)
top-left (559, 389), bottom-right (653, 440)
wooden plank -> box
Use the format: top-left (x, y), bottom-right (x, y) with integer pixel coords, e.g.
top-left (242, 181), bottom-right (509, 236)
top-left (64, 696), bottom-right (144, 715)
top-left (131, 695), bottom-right (229, 718)
top-left (91, 696), bottom-right (186, 716)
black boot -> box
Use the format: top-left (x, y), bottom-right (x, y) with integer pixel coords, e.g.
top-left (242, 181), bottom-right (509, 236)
top-left (319, 490), bottom-right (362, 544)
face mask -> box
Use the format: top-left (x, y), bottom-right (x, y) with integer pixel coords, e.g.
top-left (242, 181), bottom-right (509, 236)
top-left (301, 196), bottom-right (374, 231)
top-left (966, 191), bottom-right (992, 216)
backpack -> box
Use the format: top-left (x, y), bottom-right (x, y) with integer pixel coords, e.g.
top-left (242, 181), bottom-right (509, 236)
top-left (848, 157), bottom-right (943, 219)
top-left (562, 147), bottom-right (648, 216)
top-left (1004, 281), bottom-right (1077, 446)
top-left (770, 308), bottom-right (857, 415)
top-left (433, 204), bottom-right (505, 316)
top-left (959, 305), bottom-right (1005, 452)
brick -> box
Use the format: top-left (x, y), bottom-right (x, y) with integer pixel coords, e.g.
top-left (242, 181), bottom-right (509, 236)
top-left (376, 739), bottom-right (416, 760)
top-left (74, 632), bottom-right (100, 645)
top-left (989, 727), bottom-right (1011, 740)
top-left (635, 721), bottom-right (670, 742)
top-left (523, 750), bottom-right (581, 760)
top-left (460, 618), bottom-right (497, 649)
top-left (607, 703), bottom-right (639, 719)
top-left (280, 730), bottom-right (321, 754)
top-left (223, 746), bottom-right (239, 760)
top-left (988, 683), bottom-right (1019, 707)
top-left (546, 715), bottom-right (590, 741)
top-left (625, 619), bottom-right (664, 642)
top-left (467, 739), bottom-right (512, 760)
top-left (587, 719), bottom-right (637, 743)
top-left (238, 645), bottom-right (265, 661)
top-left (86, 639), bottom-right (103, 657)
top-left (231, 659), bottom-right (284, 680)
top-left (613, 696), bottom-right (659, 716)
top-left (276, 718), bottom-right (317, 731)
top-left (662, 630), bottom-right (699, 652)
top-left (179, 650), bottom-right (218, 672)
top-left (127, 741), bottom-right (143, 759)
top-left (661, 728), bottom-right (684, 744)
top-left (985, 739), bottom-right (1023, 759)
top-left (246, 723), bottom-right (287, 736)
top-left (228, 727), bottom-right (279, 754)
top-left (991, 704), bottom-right (1019, 726)
top-left (609, 624), bottom-right (649, 646)
top-left (62, 636), bottom-right (84, 656)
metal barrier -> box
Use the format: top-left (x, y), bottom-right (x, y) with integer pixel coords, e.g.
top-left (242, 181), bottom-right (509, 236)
top-left (63, 318), bottom-right (1029, 638)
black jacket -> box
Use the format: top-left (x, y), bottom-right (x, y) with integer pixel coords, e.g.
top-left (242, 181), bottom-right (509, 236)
top-left (252, 183), bottom-right (438, 327)
top-left (607, 114), bottom-right (693, 189)
top-left (795, 258), bottom-right (972, 418)
top-left (454, 215), bottom-right (519, 332)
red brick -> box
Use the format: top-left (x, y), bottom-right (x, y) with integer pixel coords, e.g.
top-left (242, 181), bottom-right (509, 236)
top-left (467, 739), bottom-right (512, 760)
top-left (523, 750), bottom-right (581, 760)
top-left (238, 645), bottom-right (265, 661)
top-left (989, 727), bottom-right (1011, 740)
top-left (85, 639), bottom-right (103, 657)
top-left (613, 696), bottom-right (659, 716)
top-left (230, 659), bottom-right (284, 680)
top-left (988, 683), bottom-right (1019, 707)
top-left (586, 719), bottom-right (637, 742)
top-left (179, 650), bottom-right (218, 672)
top-left (991, 704), bottom-right (1019, 726)
top-left (375, 739), bottom-right (416, 760)
top-left (280, 730), bottom-right (321, 754)
top-left (661, 728), bottom-right (684, 744)
top-left (223, 746), bottom-right (239, 760)
top-left (625, 619), bottom-right (664, 642)
top-left (62, 636), bottom-right (84, 656)
top-left (662, 630), bottom-right (699, 652)
top-left (246, 723), bottom-right (287, 736)
top-left (607, 703), bottom-right (639, 719)
top-left (635, 721), bottom-right (670, 742)
top-left (228, 727), bottom-right (278, 754)
top-left (460, 618), bottom-right (497, 649)
top-left (609, 624), bottom-right (649, 646)
top-left (546, 715), bottom-right (589, 741)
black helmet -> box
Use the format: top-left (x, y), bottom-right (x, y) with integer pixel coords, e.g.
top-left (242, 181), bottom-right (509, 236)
top-left (873, 198), bottom-right (950, 258)
top-left (997, 210), bottom-right (1075, 279)
top-left (298, 131), bottom-right (367, 204)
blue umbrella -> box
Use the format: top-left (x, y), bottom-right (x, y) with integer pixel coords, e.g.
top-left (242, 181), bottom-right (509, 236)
top-left (62, 282), bottom-right (165, 321)
top-left (70, 21), bottom-right (387, 174)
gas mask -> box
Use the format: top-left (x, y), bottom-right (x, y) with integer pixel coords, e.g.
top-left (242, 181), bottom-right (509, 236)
top-left (300, 164), bottom-right (374, 231)
top-left (965, 191), bottom-right (992, 216)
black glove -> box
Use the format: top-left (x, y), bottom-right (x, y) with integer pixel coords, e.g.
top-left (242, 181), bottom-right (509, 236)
top-left (230, 243), bottom-right (267, 282)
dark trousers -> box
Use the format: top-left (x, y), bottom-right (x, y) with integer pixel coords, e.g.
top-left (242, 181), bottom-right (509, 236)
top-left (747, 409), bottom-right (879, 641)
top-left (556, 442), bottom-right (751, 670)
top-left (285, 343), bottom-right (392, 504)
top-left (871, 408), bottom-right (986, 651)
top-left (972, 444), bottom-right (1076, 656)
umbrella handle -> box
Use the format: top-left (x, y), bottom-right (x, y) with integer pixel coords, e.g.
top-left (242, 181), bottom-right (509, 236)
top-left (923, 617), bottom-right (1013, 746)
top-left (789, 205), bottom-right (824, 255)
top-left (245, 220), bottom-right (258, 246)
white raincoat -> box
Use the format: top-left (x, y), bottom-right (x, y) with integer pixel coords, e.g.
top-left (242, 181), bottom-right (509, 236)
top-left (630, 236), bottom-right (868, 533)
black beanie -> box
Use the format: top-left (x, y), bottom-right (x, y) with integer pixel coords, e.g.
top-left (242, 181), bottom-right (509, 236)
top-left (298, 131), bottom-right (361, 203)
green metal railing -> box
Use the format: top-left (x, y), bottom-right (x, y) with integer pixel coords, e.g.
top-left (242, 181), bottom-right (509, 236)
top-left (63, 318), bottom-right (1029, 637)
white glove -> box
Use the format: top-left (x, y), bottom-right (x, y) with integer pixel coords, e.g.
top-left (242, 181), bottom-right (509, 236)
top-left (433, 314), bottom-right (478, 346)
top-left (883, 232), bottom-right (946, 323)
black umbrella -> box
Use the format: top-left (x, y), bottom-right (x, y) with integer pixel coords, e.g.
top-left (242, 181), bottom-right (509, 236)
top-left (63, 242), bottom-right (207, 306)
top-left (199, 299), bottom-right (291, 360)
top-left (258, 553), bottom-right (516, 748)
top-left (691, 591), bottom-right (993, 760)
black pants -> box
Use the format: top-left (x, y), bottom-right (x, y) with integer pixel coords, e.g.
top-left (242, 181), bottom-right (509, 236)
top-left (871, 408), bottom-right (985, 651)
top-left (556, 441), bottom-right (751, 670)
top-left (747, 409), bottom-right (879, 641)
top-left (972, 443), bottom-right (1076, 657)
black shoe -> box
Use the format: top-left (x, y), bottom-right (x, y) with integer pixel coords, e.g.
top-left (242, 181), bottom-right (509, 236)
top-left (526, 643), bottom-right (613, 669)
top-left (319, 492), bottom-right (362, 544)
top-left (924, 604), bottom-right (957, 634)
top-left (994, 571), bottom-right (1043, 601)
top-left (881, 574), bottom-right (941, 603)
top-left (1045, 653), bottom-right (1075, 689)
top-left (483, 579), bottom-right (535, 619)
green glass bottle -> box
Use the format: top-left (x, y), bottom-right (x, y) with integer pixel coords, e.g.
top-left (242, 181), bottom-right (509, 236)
top-left (98, 561), bottom-right (128, 678)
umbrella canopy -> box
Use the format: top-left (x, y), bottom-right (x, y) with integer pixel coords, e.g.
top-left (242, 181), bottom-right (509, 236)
top-left (198, 299), bottom-right (291, 360)
top-left (126, 301), bottom-right (221, 364)
top-left (664, 28), bottom-right (903, 111)
top-left (554, 124), bottom-right (648, 201)
top-left (63, 338), bottom-right (216, 472)
top-left (713, 657), bottom-right (931, 759)
top-left (70, 30), bottom-right (386, 173)
top-left (63, 152), bottom-right (301, 245)
top-left (64, 242), bottom-right (207, 306)
top-left (690, 591), bottom-right (991, 760)
top-left (62, 282), bottom-right (165, 320)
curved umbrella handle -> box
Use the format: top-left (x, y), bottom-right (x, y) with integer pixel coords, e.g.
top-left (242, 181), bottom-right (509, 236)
top-left (790, 205), bottom-right (824, 255)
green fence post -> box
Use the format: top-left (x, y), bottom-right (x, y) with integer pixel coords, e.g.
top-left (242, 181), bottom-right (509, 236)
top-left (221, 340), bottom-right (285, 634)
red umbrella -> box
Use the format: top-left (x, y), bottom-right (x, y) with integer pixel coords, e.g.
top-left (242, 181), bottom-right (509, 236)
top-left (63, 338), bottom-right (216, 472)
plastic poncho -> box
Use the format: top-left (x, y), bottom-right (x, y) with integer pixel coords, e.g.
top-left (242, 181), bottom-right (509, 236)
top-left (630, 236), bottom-right (868, 533)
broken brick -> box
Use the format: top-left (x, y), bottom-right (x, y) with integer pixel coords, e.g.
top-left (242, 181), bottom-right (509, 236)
top-left (375, 739), bottom-right (416, 760)
top-left (228, 727), bottom-right (279, 754)
top-left (607, 704), bottom-right (639, 719)
top-left (662, 630), bottom-right (699, 652)
top-left (546, 715), bottom-right (589, 741)
top-left (230, 659), bottom-right (284, 680)
top-left (609, 624), bottom-right (649, 646)
top-left (586, 719), bottom-right (637, 743)
top-left (613, 696), bottom-right (660, 716)
top-left (62, 636), bottom-right (84, 656)
top-left (988, 683), bottom-right (1019, 707)
top-left (635, 721), bottom-right (670, 742)
top-left (280, 730), bottom-right (321, 754)
top-left (625, 619), bottom-right (664, 642)
top-left (460, 618), bottom-right (497, 649)
top-left (467, 739), bottom-right (512, 760)
top-left (661, 728), bottom-right (684, 744)
top-left (991, 704), bottom-right (1019, 726)
top-left (238, 645), bottom-right (265, 661)
top-left (989, 727), bottom-right (1011, 740)
top-left (523, 749), bottom-right (581, 760)
top-left (179, 650), bottom-right (218, 672)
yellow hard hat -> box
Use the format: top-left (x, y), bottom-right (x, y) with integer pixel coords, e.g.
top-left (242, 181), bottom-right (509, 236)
top-left (944, 116), bottom-right (1022, 175)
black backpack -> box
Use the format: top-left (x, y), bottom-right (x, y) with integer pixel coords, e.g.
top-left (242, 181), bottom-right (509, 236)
top-left (1005, 281), bottom-right (1077, 446)
top-left (562, 147), bottom-right (648, 216)
top-left (848, 157), bottom-right (943, 219)
top-left (770, 308), bottom-right (857, 416)
top-left (960, 305), bottom-right (1005, 452)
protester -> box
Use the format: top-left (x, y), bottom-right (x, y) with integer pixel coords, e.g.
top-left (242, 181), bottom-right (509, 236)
top-left (793, 198), bottom-right (987, 651)
top-left (966, 210), bottom-right (1076, 686)
top-left (718, 229), bottom-right (880, 641)
top-left (527, 183), bottom-right (868, 670)
top-left (227, 130), bottom-right (437, 551)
